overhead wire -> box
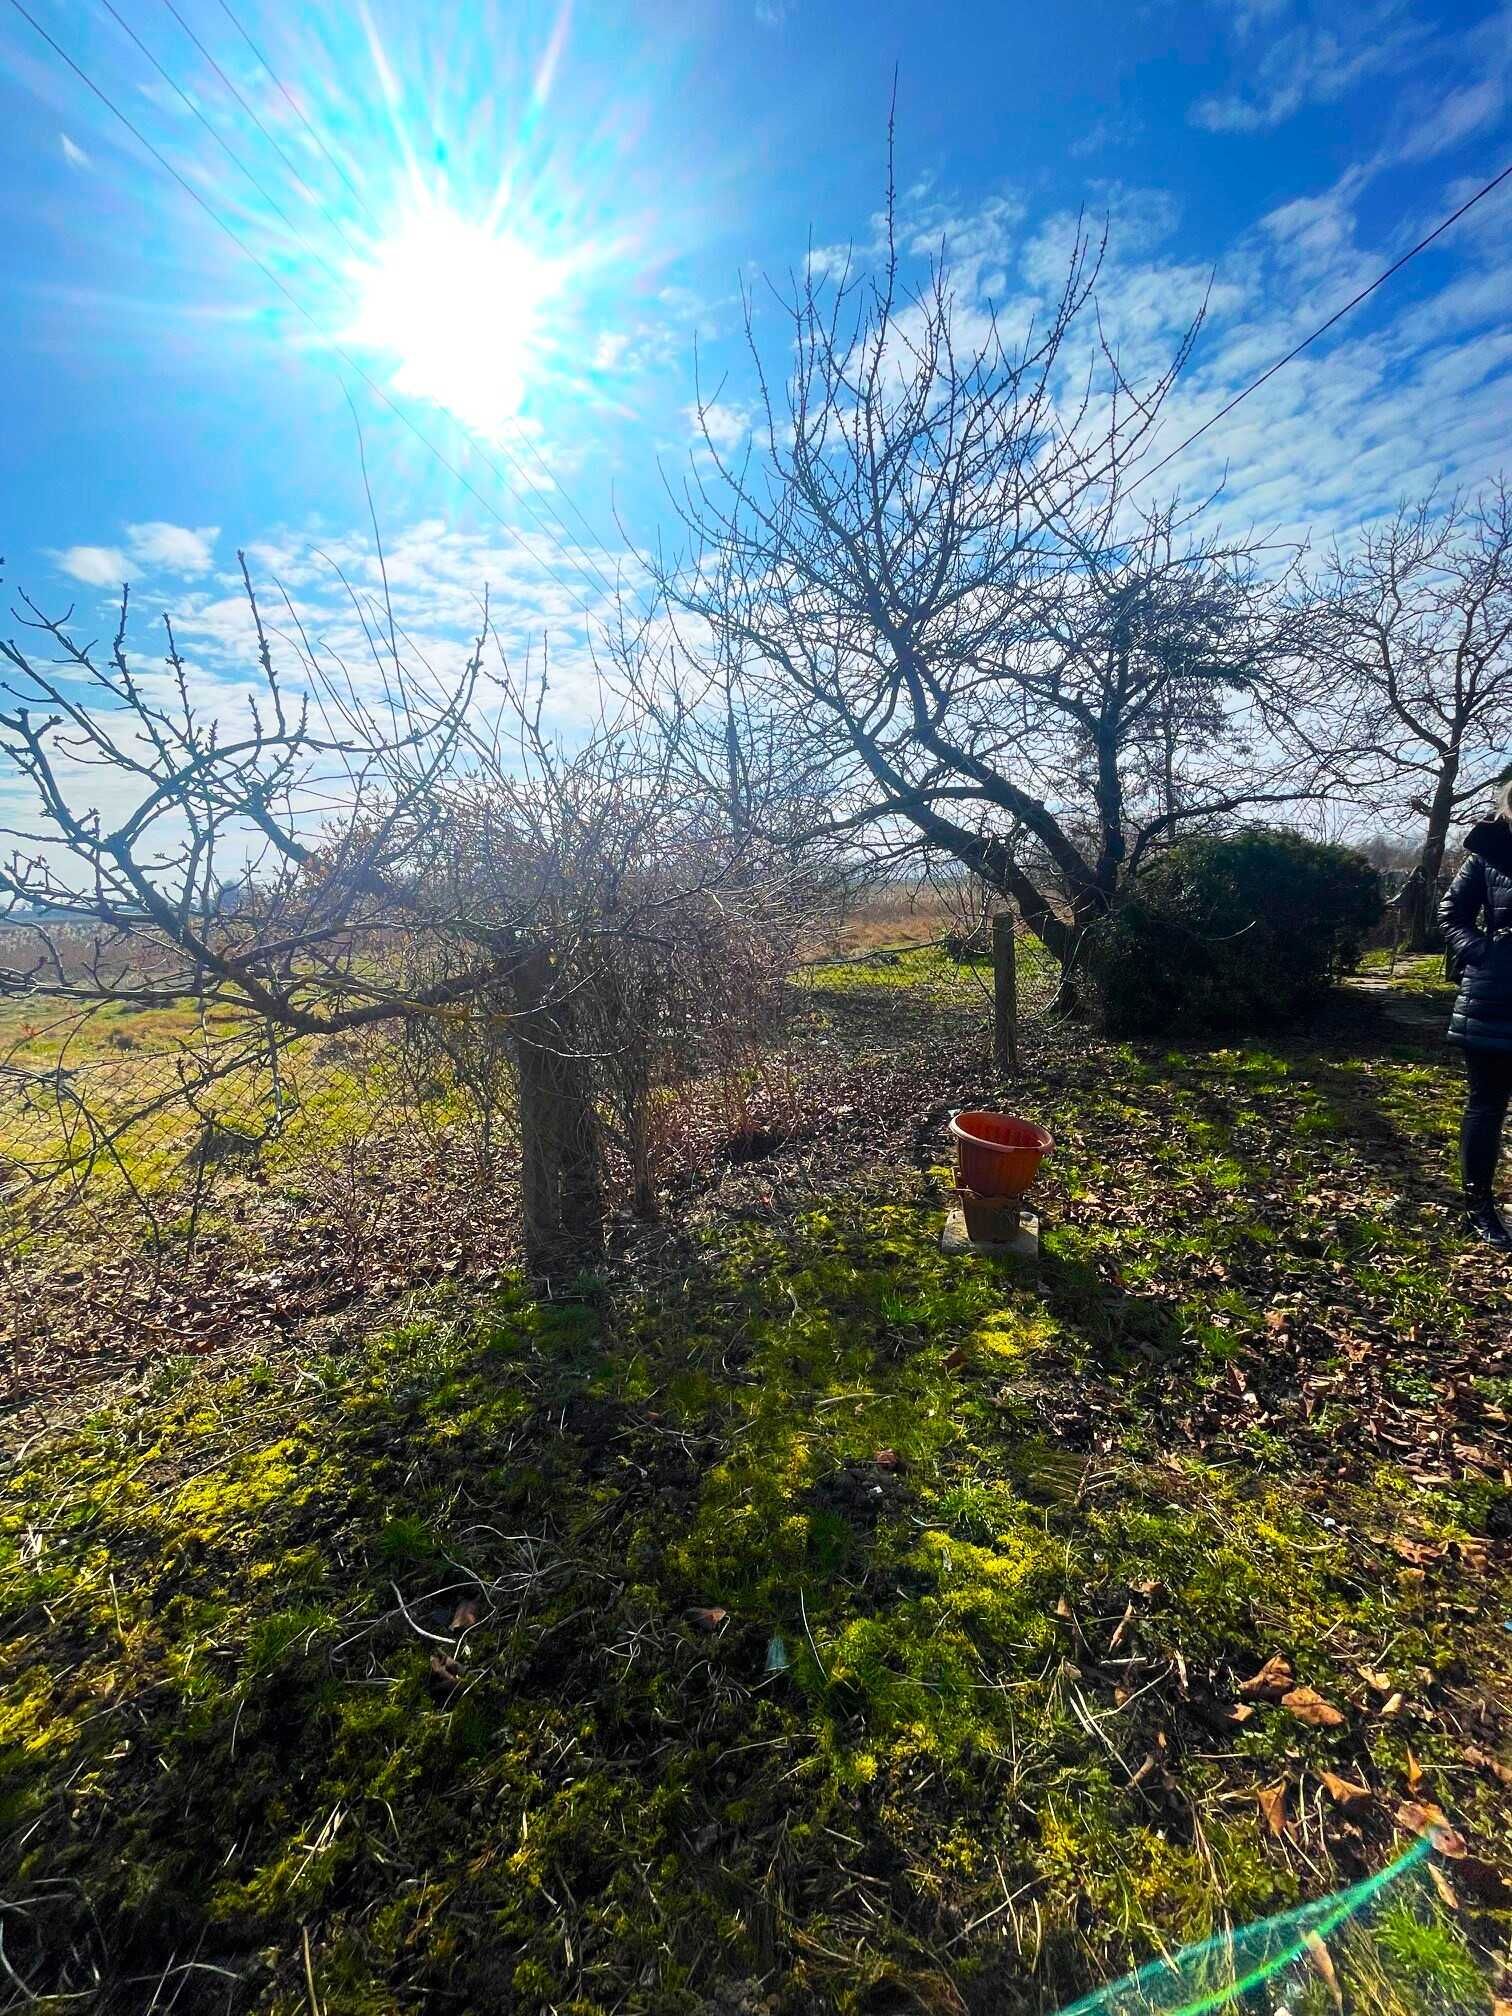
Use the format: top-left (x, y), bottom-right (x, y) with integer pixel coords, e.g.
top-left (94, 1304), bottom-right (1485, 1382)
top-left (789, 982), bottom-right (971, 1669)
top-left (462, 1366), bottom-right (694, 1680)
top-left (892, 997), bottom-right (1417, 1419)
top-left (211, 0), bottom-right (375, 226)
top-left (95, 0), bottom-right (350, 301)
top-left (7, 0), bottom-right (623, 630)
top-left (155, 0), bottom-right (366, 261)
top-left (1126, 159), bottom-right (1512, 495)
top-left (30, 0), bottom-right (1507, 603)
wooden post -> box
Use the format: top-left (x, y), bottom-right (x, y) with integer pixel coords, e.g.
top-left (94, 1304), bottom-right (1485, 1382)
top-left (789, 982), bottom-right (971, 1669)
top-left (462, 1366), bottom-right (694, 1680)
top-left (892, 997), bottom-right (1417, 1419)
top-left (992, 912), bottom-right (1018, 1074)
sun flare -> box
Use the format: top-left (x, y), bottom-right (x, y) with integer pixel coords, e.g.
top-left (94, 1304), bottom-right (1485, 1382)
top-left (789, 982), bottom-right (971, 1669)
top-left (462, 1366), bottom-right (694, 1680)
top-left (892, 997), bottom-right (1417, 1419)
top-left (350, 202), bottom-right (558, 431)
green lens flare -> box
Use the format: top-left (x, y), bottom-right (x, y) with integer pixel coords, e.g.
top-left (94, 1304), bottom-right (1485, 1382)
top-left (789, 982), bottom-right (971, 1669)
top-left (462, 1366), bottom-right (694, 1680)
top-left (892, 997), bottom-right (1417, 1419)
top-left (1058, 1836), bottom-right (1444, 2016)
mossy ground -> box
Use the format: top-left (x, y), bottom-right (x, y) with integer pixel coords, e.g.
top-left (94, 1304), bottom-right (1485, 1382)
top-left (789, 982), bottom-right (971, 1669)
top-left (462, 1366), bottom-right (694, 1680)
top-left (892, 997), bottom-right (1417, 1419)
top-left (2, 974), bottom-right (1509, 2013)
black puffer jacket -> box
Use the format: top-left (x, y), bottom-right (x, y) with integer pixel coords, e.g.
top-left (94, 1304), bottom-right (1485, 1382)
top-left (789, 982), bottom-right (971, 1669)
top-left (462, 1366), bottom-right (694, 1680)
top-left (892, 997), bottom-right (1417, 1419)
top-left (1441, 816), bottom-right (1512, 1053)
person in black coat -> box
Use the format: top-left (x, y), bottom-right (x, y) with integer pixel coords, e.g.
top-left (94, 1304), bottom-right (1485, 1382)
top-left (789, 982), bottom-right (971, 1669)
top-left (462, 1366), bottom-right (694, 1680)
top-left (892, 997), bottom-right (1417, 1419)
top-left (1439, 782), bottom-right (1512, 1249)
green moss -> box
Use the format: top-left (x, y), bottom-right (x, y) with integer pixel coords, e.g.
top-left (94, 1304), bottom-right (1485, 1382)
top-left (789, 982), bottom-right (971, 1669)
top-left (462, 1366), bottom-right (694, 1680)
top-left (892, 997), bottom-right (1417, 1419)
top-left (3, 984), bottom-right (1508, 2013)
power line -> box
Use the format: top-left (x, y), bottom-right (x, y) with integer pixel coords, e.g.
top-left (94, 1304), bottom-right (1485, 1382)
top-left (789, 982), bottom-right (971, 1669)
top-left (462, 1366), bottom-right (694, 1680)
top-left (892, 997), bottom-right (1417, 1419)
top-left (206, 0), bottom-right (626, 569)
top-left (211, 0), bottom-right (376, 228)
top-left (156, 0), bottom-right (366, 262)
top-left (106, 0), bottom-right (629, 605)
top-left (1128, 160), bottom-right (1512, 495)
top-left (10, 0), bottom-right (622, 630)
top-left (96, 0), bottom-right (349, 301)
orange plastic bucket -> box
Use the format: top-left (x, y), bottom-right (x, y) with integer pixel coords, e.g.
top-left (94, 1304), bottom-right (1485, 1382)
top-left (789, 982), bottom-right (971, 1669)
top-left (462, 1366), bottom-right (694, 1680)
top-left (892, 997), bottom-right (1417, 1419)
top-left (948, 1110), bottom-right (1053, 1198)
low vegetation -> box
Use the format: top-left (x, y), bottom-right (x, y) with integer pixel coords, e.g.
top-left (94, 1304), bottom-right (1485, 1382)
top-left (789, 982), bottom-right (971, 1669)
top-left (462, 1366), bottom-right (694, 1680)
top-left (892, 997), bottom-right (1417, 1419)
top-left (4, 961), bottom-right (1508, 2014)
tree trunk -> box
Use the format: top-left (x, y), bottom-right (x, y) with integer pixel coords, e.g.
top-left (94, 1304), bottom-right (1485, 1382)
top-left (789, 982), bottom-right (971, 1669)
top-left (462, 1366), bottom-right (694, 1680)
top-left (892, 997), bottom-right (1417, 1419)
top-left (1408, 755), bottom-right (1460, 953)
top-left (511, 949), bottom-right (606, 1282)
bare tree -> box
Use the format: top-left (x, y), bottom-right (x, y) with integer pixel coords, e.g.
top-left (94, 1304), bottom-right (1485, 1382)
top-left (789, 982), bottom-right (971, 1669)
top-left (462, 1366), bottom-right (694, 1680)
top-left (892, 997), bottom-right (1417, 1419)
top-left (652, 183), bottom-right (1324, 968)
top-left (1314, 481), bottom-right (1512, 950)
top-left (0, 562), bottom-right (807, 1279)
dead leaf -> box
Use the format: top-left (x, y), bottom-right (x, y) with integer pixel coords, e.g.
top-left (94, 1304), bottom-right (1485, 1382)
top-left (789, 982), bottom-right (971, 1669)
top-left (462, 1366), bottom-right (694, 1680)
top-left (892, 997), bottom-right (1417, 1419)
top-left (1318, 1768), bottom-right (1373, 1811)
top-left (1391, 1536), bottom-right (1444, 1567)
top-left (1404, 1748), bottom-right (1427, 1794)
top-left (1303, 1932), bottom-right (1343, 2013)
top-left (1378, 1690), bottom-right (1405, 1719)
top-left (1225, 1701), bottom-right (1256, 1725)
top-left (1428, 1863), bottom-right (1460, 1912)
top-left (874, 1447), bottom-right (902, 1471)
top-left (1395, 1800), bottom-right (1468, 1856)
top-left (1463, 1744), bottom-right (1512, 1788)
top-left (449, 1596), bottom-right (479, 1632)
top-left (1256, 1780), bottom-right (1289, 1836)
top-left (943, 1346), bottom-right (967, 1371)
top-left (1239, 1653), bottom-right (1295, 1701)
top-left (689, 1606), bottom-right (728, 1631)
top-left (429, 1653), bottom-right (462, 1688)
top-left (1358, 1665), bottom-right (1392, 1692)
top-left (1281, 1685), bottom-right (1346, 1729)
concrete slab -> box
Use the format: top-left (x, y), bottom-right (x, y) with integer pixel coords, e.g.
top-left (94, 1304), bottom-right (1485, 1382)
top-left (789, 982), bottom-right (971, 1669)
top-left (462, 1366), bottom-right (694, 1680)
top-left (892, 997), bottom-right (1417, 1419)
top-left (941, 1206), bottom-right (1039, 1259)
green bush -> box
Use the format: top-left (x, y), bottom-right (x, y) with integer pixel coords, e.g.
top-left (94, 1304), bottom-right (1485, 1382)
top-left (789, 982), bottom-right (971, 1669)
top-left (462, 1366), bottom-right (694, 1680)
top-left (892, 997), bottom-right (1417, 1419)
top-left (1083, 828), bottom-right (1383, 1036)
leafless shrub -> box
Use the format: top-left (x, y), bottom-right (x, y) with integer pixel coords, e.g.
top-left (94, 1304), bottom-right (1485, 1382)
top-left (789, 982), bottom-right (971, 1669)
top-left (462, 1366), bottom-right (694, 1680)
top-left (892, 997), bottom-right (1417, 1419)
top-left (0, 554), bottom-right (817, 1282)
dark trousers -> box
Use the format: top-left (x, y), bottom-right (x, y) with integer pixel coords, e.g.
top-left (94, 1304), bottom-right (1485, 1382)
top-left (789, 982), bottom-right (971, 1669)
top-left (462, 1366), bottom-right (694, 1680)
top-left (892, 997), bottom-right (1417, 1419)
top-left (1462, 1048), bottom-right (1512, 1194)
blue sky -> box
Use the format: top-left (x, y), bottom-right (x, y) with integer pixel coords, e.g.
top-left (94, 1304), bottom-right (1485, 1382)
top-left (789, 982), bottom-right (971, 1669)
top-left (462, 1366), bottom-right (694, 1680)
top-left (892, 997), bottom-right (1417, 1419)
top-left (2, 0), bottom-right (1511, 715)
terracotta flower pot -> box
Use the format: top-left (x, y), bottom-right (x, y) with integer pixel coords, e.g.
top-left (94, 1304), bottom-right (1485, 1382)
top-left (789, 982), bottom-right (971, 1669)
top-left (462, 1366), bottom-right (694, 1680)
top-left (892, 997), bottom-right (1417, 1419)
top-left (948, 1110), bottom-right (1053, 1199)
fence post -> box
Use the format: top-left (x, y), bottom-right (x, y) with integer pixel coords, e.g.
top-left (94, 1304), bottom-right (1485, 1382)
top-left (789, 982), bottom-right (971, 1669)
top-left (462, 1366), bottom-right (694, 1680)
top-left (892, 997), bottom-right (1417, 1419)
top-left (992, 912), bottom-right (1018, 1074)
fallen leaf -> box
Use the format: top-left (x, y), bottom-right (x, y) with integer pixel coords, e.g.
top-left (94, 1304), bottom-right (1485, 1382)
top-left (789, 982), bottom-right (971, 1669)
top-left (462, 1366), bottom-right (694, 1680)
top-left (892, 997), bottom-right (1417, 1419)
top-left (1225, 1701), bottom-right (1256, 1725)
top-left (874, 1447), bottom-right (902, 1471)
top-left (1239, 1653), bottom-right (1295, 1701)
top-left (1281, 1685), bottom-right (1346, 1729)
top-left (1391, 1536), bottom-right (1444, 1567)
top-left (1378, 1690), bottom-right (1405, 1719)
top-left (1428, 1863), bottom-right (1460, 1912)
top-left (689, 1606), bottom-right (729, 1631)
top-left (1396, 1800), bottom-right (1468, 1856)
top-left (449, 1596), bottom-right (480, 1632)
top-left (1358, 1666), bottom-right (1392, 1692)
top-left (429, 1653), bottom-right (462, 1688)
top-left (1404, 1748), bottom-right (1427, 1794)
top-left (1463, 1744), bottom-right (1512, 1788)
top-left (943, 1346), bottom-right (967, 1371)
top-left (1256, 1780), bottom-right (1289, 1836)
top-left (1318, 1768), bottom-right (1373, 1811)
top-left (1303, 1932), bottom-right (1343, 2012)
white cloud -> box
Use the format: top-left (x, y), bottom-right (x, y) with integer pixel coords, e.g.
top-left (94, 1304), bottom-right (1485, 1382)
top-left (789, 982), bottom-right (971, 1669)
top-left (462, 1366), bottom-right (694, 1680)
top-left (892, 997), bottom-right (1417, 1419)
top-left (687, 400), bottom-right (752, 452)
top-left (1395, 75), bottom-right (1505, 162)
top-left (126, 521), bottom-right (219, 574)
top-left (1191, 1), bottom-right (1420, 132)
top-left (56, 545), bottom-right (126, 587)
top-left (592, 330), bottom-right (631, 372)
top-left (59, 134), bottom-right (90, 170)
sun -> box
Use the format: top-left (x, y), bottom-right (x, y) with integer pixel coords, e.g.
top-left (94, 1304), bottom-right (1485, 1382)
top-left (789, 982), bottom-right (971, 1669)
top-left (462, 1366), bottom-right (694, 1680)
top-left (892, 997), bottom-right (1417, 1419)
top-left (350, 201), bottom-right (558, 432)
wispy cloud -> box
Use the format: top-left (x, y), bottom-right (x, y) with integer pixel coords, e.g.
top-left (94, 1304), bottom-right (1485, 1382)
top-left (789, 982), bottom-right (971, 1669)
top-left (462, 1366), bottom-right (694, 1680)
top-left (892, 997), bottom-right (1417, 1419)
top-left (1191, 0), bottom-right (1421, 132)
top-left (59, 133), bottom-right (90, 170)
top-left (126, 522), bottom-right (220, 575)
top-left (56, 545), bottom-right (126, 587)
top-left (686, 399), bottom-right (752, 451)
